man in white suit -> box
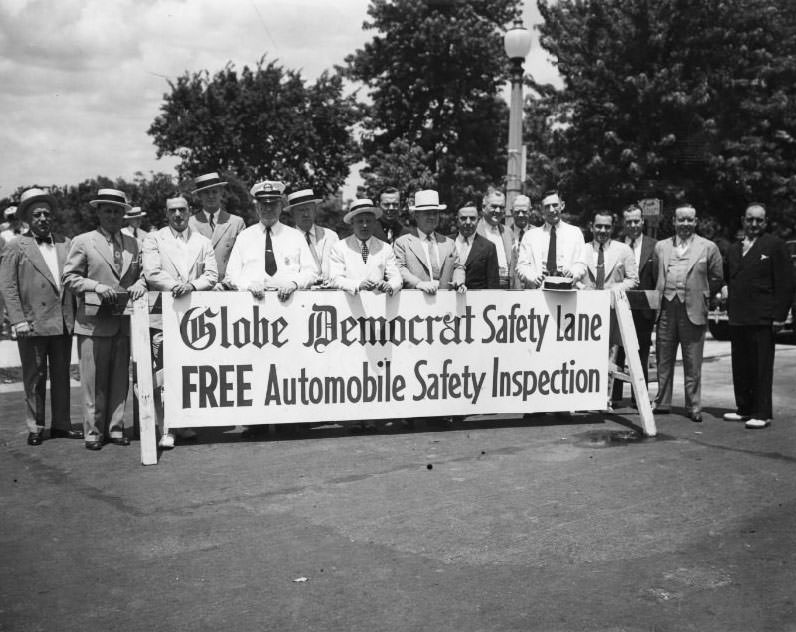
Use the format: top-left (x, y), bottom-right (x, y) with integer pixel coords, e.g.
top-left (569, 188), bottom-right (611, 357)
top-left (143, 196), bottom-right (218, 449)
top-left (188, 171), bottom-right (245, 286)
top-left (393, 190), bottom-right (465, 294)
top-left (328, 199), bottom-right (402, 295)
top-left (579, 211), bottom-right (638, 292)
top-left (286, 188), bottom-right (338, 284)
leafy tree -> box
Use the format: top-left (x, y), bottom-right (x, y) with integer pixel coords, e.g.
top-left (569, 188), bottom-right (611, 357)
top-left (530, 0), bottom-right (796, 230)
top-left (345, 0), bottom-right (521, 208)
top-left (148, 58), bottom-right (361, 195)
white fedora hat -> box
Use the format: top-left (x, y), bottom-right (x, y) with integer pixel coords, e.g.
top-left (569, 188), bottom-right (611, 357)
top-left (17, 189), bottom-right (56, 221)
top-left (89, 188), bottom-right (131, 210)
top-left (192, 172), bottom-right (228, 194)
top-left (285, 189), bottom-right (321, 210)
top-left (165, 197), bottom-right (189, 210)
top-left (123, 206), bottom-right (147, 220)
top-left (343, 198), bottom-right (382, 224)
top-left (410, 189), bottom-right (446, 212)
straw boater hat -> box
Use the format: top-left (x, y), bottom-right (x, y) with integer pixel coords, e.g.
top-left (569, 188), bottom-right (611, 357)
top-left (166, 197), bottom-right (189, 210)
top-left (250, 180), bottom-right (285, 200)
top-left (89, 188), bottom-right (132, 210)
top-left (123, 206), bottom-right (146, 220)
top-left (17, 188), bottom-right (57, 221)
top-left (344, 198), bottom-right (382, 224)
top-left (285, 188), bottom-right (321, 210)
top-left (4, 206), bottom-right (18, 220)
top-left (410, 189), bottom-right (446, 212)
top-left (192, 172), bottom-right (228, 194)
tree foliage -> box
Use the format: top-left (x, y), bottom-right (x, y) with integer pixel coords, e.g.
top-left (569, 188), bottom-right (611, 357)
top-left (148, 58), bottom-right (361, 195)
top-left (529, 0), bottom-right (796, 229)
top-left (345, 0), bottom-right (522, 208)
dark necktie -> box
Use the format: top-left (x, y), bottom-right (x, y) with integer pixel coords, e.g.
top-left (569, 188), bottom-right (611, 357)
top-left (629, 238), bottom-right (636, 250)
top-left (305, 230), bottom-right (320, 267)
top-left (546, 224), bottom-right (557, 273)
top-left (361, 239), bottom-right (369, 263)
top-left (596, 243), bottom-right (605, 289)
top-left (518, 228), bottom-right (525, 244)
top-left (208, 213), bottom-right (215, 232)
top-left (112, 234), bottom-right (123, 274)
top-left (265, 226), bottom-right (277, 276)
top-left (133, 227), bottom-right (138, 239)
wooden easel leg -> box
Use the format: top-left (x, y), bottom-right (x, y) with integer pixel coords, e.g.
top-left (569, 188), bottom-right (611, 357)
top-left (612, 290), bottom-right (657, 437)
top-left (131, 294), bottom-right (158, 464)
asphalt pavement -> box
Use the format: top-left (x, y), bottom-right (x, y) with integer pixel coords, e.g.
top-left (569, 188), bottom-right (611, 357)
top-left (1, 338), bottom-right (795, 631)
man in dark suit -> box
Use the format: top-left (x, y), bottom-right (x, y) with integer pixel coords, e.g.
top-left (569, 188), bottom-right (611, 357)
top-left (475, 189), bottom-right (516, 289)
top-left (372, 187), bottom-right (410, 245)
top-left (452, 203), bottom-right (499, 289)
top-left (612, 204), bottom-right (658, 405)
top-left (722, 203), bottom-right (794, 429)
top-left (0, 188), bottom-right (80, 446)
top-left (62, 189), bottom-right (147, 450)
top-left (188, 171), bottom-right (245, 286)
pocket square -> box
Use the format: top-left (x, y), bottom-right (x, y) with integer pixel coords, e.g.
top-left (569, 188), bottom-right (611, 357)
top-left (761, 254), bottom-right (769, 260)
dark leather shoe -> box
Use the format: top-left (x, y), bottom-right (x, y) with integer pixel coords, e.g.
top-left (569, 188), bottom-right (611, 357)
top-left (109, 436), bottom-right (130, 446)
top-left (652, 407), bottom-right (671, 414)
top-left (690, 412), bottom-right (703, 423)
top-left (27, 432), bottom-right (43, 446)
top-left (85, 441), bottom-right (103, 451)
top-left (51, 428), bottom-right (85, 440)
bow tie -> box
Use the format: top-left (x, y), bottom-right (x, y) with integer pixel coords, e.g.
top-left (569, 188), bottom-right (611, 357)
top-left (34, 234), bottom-right (53, 245)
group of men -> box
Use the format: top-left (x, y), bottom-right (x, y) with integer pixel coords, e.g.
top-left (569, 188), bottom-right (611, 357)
top-left (0, 173), bottom-right (792, 454)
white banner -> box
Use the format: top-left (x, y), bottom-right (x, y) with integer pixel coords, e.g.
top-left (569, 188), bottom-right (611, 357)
top-left (162, 290), bottom-right (610, 426)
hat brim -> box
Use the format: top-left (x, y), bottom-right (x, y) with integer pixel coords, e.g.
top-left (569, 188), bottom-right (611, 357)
top-left (410, 204), bottom-right (447, 212)
top-left (124, 212), bottom-right (146, 219)
top-left (344, 206), bottom-right (383, 224)
top-left (192, 181), bottom-right (228, 194)
top-left (285, 198), bottom-right (321, 210)
top-left (17, 194), bottom-right (57, 221)
top-left (89, 199), bottom-right (132, 211)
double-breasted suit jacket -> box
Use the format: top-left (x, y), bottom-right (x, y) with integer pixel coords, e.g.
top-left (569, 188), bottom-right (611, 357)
top-left (393, 228), bottom-right (464, 290)
top-left (459, 233), bottom-right (500, 290)
top-left (0, 233), bottom-right (76, 433)
top-left (189, 209), bottom-right (245, 282)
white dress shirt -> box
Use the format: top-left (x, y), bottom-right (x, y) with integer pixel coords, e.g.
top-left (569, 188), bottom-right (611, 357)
top-left (625, 236), bottom-right (642, 268)
top-left (36, 236), bottom-right (60, 290)
top-left (516, 221), bottom-right (587, 285)
top-left (226, 221), bottom-right (317, 290)
top-left (454, 233), bottom-right (473, 265)
top-left (328, 235), bottom-right (402, 294)
top-left (675, 234), bottom-right (695, 257)
top-left (415, 228), bottom-right (440, 277)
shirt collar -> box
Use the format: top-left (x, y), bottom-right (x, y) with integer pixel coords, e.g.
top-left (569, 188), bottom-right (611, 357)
top-left (259, 220), bottom-right (282, 233)
top-left (417, 228), bottom-right (434, 241)
top-left (98, 227), bottom-right (119, 242)
top-left (169, 226), bottom-right (191, 240)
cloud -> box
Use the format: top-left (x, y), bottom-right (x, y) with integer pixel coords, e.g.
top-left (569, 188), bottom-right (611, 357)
top-left (0, 0), bottom-right (558, 201)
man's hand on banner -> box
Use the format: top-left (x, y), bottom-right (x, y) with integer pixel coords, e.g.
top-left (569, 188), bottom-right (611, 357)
top-left (248, 282), bottom-right (266, 299)
top-left (276, 281), bottom-right (299, 302)
top-left (172, 283), bottom-right (194, 298)
top-left (416, 280), bottom-right (439, 295)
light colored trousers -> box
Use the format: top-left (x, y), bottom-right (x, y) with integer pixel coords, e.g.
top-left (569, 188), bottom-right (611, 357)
top-left (77, 333), bottom-right (130, 441)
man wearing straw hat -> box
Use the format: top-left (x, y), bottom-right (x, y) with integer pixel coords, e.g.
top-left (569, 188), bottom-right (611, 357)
top-left (0, 188), bottom-right (80, 446)
top-left (121, 206), bottom-right (148, 242)
top-left (143, 196), bottom-right (218, 449)
top-left (226, 180), bottom-right (317, 301)
top-left (328, 198), bottom-right (402, 295)
top-left (285, 188), bottom-right (338, 284)
top-left (188, 171), bottom-right (245, 284)
top-left (393, 189), bottom-right (465, 294)
top-left (62, 188), bottom-right (147, 450)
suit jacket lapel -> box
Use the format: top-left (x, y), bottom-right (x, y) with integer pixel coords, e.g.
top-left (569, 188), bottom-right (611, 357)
top-left (92, 231), bottom-right (120, 279)
top-left (604, 242), bottom-right (619, 278)
top-left (686, 238), bottom-right (705, 273)
top-left (21, 237), bottom-right (58, 288)
top-left (407, 234), bottom-right (430, 273)
top-left (212, 211), bottom-right (232, 247)
top-left (193, 213), bottom-right (213, 240)
top-left (465, 235), bottom-right (482, 267)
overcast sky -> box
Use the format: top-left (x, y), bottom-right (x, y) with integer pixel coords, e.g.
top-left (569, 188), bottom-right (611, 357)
top-left (0, 0), bottom-right (559, 200)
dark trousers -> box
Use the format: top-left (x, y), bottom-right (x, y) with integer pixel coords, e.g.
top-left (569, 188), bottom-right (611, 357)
top-left (730, 324), bottom-right (775, 420)
top-left (18, 334), bottom-right (73, 433)
top-left (612, 312), bottom-right (654, 402)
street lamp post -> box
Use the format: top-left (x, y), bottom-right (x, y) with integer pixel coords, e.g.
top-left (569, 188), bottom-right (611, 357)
top-left (504, 19), bottom-right (532, 216)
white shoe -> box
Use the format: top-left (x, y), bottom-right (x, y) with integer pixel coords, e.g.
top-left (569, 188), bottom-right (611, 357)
top-left (745, 418), bottom-right (771, 429)
top-left (723, 412), bottom-right (748, 421)
top-left (158, 433), bottom-right (175, 449)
